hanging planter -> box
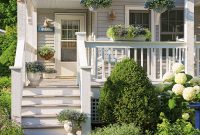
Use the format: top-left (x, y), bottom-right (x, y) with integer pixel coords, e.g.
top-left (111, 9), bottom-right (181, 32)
top-left (144, 0), bottom-right (175, 13)
top-left (80, 0), bottom-right (112, 12)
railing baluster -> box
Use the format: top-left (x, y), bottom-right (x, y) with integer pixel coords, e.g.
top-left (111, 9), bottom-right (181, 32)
top-left (134, 48), bottom-right (137, 62)
top-left (166, 48), bottom-right (169, 72)
top-left (147, 48), bottom-right (150, 77)
top-left (141, 48), bottom-right (144, 67)
top-left (108, 48), bottom-right (111, 76)
top-left (179, 48), bottom-right (182, 63)
top-left (101, 48), bottom-right (105, 79)
top-left (197, 48), bottom-right (200, 76)
top-left (159, 48), bottom-right (163, 79)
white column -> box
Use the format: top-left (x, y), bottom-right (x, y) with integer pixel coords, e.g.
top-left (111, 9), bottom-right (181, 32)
top-left (17, 1), bottom-right (26, 41)
top-left (80, 67), bottom-right (92, 135)
top-left (184, 0), bottom-right (194, 76)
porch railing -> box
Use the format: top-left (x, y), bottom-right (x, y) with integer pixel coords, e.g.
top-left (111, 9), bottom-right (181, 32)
top-left (85, 41), bottom-right (187, 82)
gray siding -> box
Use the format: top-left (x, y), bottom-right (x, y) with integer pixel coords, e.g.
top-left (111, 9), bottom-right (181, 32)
top-left (195, 7), bottom-right (200, 41)
top-left (96, 0), bottom-right (184, 37)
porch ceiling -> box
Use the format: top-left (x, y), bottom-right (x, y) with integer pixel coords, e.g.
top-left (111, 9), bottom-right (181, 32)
top-left (31, 0), bottom-right (84, 9)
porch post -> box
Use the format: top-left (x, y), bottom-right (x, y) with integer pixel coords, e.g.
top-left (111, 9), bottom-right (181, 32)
top-left (151, 11), bottom-right (160, 41)
top-left (184, 0), bottom-right (194, 76)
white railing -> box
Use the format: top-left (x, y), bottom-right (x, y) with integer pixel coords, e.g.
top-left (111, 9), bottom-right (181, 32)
top-left (10, 40), bottom-right (26, 124)
top-left (76, 32), bottom-right (91, 135)
top-left (85, 41), bottom-right (187, 82)
top-left (195, 42), bottom-right (200, 76)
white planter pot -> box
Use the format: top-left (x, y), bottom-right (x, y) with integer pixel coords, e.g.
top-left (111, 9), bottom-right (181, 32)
top-left (133, 35), bottom-right (146, 42)
top-left (64, 121), bottom-right (78, 135)
top-left (27, 72), bottom-right (42, 86)
top-left (43, 73), bottom-right (56, 79)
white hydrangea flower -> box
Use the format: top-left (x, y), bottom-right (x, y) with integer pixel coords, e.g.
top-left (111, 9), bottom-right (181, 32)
top-left (190, 77), bottom-right (200, 85)
top-left (182, 87), bottom-right (196, 101)
top-left (182, 113), bottom-right (190, 120)
top-left (172, 63), bottom-right (185, 73)
top-left (163, 72), bottom-right (174, 82)
top-left (172, 84), bottom-right (185, 95)
top-left (194, 86), bottom-right (200, 94)
top-left (175, 73), bottom-right (187, 84)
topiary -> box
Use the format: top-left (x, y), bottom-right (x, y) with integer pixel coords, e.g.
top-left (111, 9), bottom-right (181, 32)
top-left (98, 58), bottom-right (160, 131)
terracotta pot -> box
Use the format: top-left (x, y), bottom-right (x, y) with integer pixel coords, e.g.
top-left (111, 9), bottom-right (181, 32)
top-left (27, 72), bottom-right (42, 86)
top-left (40, 53), bottom-right (54, 60)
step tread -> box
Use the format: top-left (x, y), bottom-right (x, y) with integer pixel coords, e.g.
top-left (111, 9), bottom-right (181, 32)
top-left (22, 103), bottom-right (81, 107)
top-left (22, 114), bottom-right (57, 118)
top-left (23, 94), bottom-right (80, 98)
top-left (24, 85), bottom-right (79, 89)
top-left (23, 124), bottom-right (63, 129)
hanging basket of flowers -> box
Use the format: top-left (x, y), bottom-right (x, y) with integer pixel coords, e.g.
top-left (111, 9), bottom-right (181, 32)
top-left (80, 0), bottom-right (112, 12)
top-left (144, 0), bottom-right (175, 13)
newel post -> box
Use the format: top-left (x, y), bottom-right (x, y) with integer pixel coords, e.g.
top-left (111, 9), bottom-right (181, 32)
top-left (80, 66), bottom-right (92, 135)
top-left (184, 0), bottom-right (194, 76)
top-left (9, 67), bottom-right (23, 124)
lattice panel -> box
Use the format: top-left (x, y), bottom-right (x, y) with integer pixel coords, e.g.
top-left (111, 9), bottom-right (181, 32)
top-left (91, 98), bottom-right (101, 123)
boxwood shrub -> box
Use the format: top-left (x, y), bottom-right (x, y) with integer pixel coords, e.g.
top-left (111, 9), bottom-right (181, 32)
top-left (91, 123), bottom-right (142, 135)
top-left (98, 58), bottom-right (160, 131)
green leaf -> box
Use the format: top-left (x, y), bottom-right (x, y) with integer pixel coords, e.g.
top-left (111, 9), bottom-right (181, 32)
top-left (168, 98), bottom-right (176, 110)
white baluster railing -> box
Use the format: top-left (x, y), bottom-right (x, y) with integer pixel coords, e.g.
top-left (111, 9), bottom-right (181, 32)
top-left (85, 41), bottom-right (187, 82)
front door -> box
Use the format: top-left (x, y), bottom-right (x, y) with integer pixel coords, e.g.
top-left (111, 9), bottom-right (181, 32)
top-left (55, 14), bottom-right (85, 77)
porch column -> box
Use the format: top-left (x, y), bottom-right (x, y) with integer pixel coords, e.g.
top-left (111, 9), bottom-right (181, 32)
top-left (151, 11), bottom-right (160, 41)
top-left (184, 0), bottom-right (195, 76)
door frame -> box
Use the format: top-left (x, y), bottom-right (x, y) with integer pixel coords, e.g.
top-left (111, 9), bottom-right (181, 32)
top-left (54, 13), bottom-right (86, 77)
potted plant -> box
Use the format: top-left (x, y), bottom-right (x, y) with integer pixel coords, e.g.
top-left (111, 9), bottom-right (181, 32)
top-left (144, 0), bottom-right (175, 13)
top-left (80, 0), bottom-right (112, 12)
top-left (26, 61), bottom-right (45, 86)
top-left (106, 25), bottom-right (151, 41)
top-left (43, 68), bottom-right (57, 79)
top-left (37, 46), bottom-right (55, 60)
top-left (57, 109), bottom-right (87, 135)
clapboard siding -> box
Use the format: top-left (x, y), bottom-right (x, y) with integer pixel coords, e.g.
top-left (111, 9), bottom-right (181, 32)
top-left (195, 7), bottom-right (200, 41)
top-left (37, 9), bottom-right (90, 68)
top-left (96, 0), bottom-right (184, 37)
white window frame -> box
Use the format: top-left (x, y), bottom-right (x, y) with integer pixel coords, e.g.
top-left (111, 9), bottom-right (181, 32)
top-left (125, 5), bottom-right (154, 40)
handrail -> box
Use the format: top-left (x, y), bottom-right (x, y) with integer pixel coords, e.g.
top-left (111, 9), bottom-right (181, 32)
top-left (12, 40), bottom-right (25, 68)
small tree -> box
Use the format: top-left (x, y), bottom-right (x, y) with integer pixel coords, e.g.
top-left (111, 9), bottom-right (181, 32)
top-left (98, 58), bottom-right (160, 131)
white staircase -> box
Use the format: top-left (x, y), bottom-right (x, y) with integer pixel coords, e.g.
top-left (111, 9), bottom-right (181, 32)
top-left (21, 85), bottom-right (81, 135)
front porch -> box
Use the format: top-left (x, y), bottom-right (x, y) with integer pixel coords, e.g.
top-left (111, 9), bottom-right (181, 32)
top-left (11, 0), bottom-right (200, 135)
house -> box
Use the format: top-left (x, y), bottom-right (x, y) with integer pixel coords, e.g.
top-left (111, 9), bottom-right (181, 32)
top-left (10, 0), bottom-right (200, 135)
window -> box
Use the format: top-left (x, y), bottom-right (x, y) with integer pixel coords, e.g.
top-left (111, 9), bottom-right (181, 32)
top-left (61, 20), bottom-right (80, 62)
top-left (129, 10), bottom-right (151, 29)
top-left (161, 10), bottom-right (184, 41)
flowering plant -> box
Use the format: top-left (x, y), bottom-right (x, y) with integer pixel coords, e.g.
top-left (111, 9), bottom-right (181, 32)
top-left (144, 0), bottom-right (175, 13)
top-left (160, 63), bottom-right (200, 102)
top-left (80, 0), bottom-right (112, 11)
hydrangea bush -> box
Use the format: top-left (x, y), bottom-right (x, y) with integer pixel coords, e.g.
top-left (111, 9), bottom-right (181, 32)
top-left (161, 63), bottom-right (200, 102)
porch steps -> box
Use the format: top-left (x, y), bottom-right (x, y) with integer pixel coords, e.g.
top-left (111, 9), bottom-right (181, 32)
top-left (22, 85), bottom-right (81, 135)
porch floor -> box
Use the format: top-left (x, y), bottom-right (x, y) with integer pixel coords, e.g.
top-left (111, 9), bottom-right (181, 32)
top-left (26, 78), bottom-right (104, 88)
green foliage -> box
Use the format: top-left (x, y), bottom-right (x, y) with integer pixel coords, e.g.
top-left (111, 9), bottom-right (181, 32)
top-left (0, 0), bottom-right (17, 29)
top-left (155, 112), bottom-right (200, 135)
top-left (0, 77), bottom-right (11, 90)
top-left (106, 25), bottom-right (151, 41)
top-left (91, 123), bottom-right (142, 135)
top-left (98, 58), bottom-right (160, 131)
top-left (0, 26), bottom-right (17, 76)
top-left (26, 61), bottom-right (46, 73)
top-left (145, 0), bottom-right (175, 13)
top-left (0, 90), bottom-right (11, 116)
top-left (0, 113), bottom-right (23, 135)
top-left (37, 46), bottom-right (55, 60)
top-left (57, 109), bottom-right (87, 129)
top-left (80, 0), bottom-right (112, 9)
